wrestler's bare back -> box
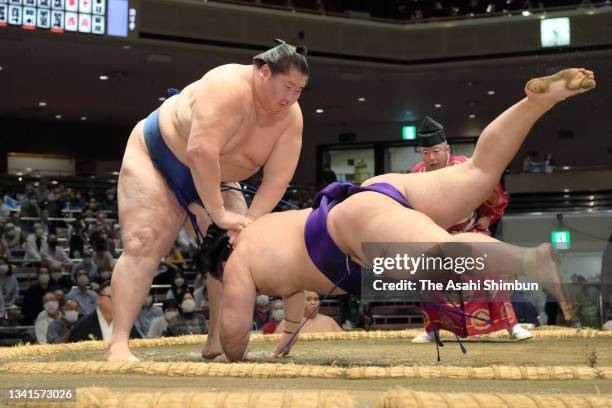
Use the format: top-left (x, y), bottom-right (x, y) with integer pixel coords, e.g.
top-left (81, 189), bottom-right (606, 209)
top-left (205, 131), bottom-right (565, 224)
top-left (157, 64), bottom-right (298, 182)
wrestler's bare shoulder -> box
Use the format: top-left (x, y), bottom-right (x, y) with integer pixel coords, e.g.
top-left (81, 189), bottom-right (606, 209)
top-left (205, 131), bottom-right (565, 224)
top-left (187, 64), bottom-right (253, 104)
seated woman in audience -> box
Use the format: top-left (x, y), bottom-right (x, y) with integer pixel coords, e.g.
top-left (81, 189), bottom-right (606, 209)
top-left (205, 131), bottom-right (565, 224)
top-left (165, 270), bottom-right (190, 301)
top-left (0, 257), bottom-right (19, 308)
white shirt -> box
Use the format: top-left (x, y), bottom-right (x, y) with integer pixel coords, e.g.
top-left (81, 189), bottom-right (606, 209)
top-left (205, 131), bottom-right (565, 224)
top-left (34, 310), bottom-right (55, 345)
top-left (96, 307), bottom-right (113, 342)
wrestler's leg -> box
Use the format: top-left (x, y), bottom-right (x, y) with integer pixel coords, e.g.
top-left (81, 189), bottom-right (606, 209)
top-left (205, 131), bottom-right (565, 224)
top-left (107, 121), bottom-right (185, 362)
top-left (185, 183), bottom-right (248, 359)
top-left (368, 69), bottom-right (596, 229)
top-left (334, 201), bottom-right (572, 318)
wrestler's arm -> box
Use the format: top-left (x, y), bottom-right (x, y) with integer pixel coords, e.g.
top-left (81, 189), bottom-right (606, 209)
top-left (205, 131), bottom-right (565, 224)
top-left (186, 81), bottom-right (247, 223)
top-left (246, 108), bottom-right (303, 220)
top-left (219, 252), bottom-right (256, 361)
top-left (270, 290), bottom-right (305, 357)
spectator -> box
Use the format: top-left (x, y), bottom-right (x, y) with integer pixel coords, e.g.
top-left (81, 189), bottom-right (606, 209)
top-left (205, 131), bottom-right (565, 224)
top-left (71, 248), bottom-right (99, 281)
top-left (53, 288), bottom-right (66, 308)
top-left (321, 163), bottom-right (338, 185)
top-left (22, 266), bottom-right (52, 325)
top-left (0, 232), bottom-right (9, 258)
top-left (263, 300), bottom-right (284, 334)
top-left (165, 244), bottom-right (185, 268)
top-left (0, 257), bottom-right (19, 307)
top-left (275, 291), bottom-right (342, 334)
top-left (253, 294), bottom-right (271, 330)
top-left (41, 234), bottom-right (74, 271)
top-left (39, 208), bottom-right (57, 236)
top-left (147, 299), bottom-right (179, 338)
top-left (3, 222), bottom-right (23, 252)
top-left (35, 292), bottom-right (60, 344)
top-left (162, 292), bottom-right (207, 336)
top-left (68, 281), bottom-right (140, 342)
top-left (46, 299), bottom-right (79, 344)
top-left (165, 270), bottom-right (189, 301)
top-left (20, 194), bottom-right (41, 218)
top-left (134, 291), bottom-right (163, 338)
top-left (49, 265), bottom-right (72, 294)
top-left (92, 237), bottom-right (114, 273)
top-left (24, 224), bottom-right (47, 260)
top-left (66, 269), bottom-right (97, 315)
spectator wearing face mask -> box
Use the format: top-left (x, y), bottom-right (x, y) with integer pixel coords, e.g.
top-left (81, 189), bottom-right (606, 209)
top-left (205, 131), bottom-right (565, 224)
top-left (134, 291), bottom-right (163, 338)
top-left (162, 292), bottom-right (207, 336)
top-left (66, 269), bottom-right (97, 315)
top-left (165, 271), bottom-right (189, 301)
top-left (193, 283), bottom-right (209, 315)
top-left (0, 257), bottom-right (18, 308)
top-left (47, 299), bottom-right (80, 344)
top-left (68, 281), bottom-right (140, 342)
top-left (2, 222), bottom-right (23, 251)
top-left (147, 299), bottom-right (180, 338)
top-left (35, 292), bottom-right (60, 344)
top-left (24, 224), bottom-right (47, 260)
top-left (49, 265), bottom-right (72, 294)
top-left (22, 266), bottom-right (52, 325)
top-left (263, 300), bottom-right (284, 334)
top-left (71, 248), bottom-right (99, 281)
top-left (41, 234), bottom-right (73, 271)
top-left (39, 208), bottom-right (57, 236)
top-left (253, 294), bottom-right (271, 330)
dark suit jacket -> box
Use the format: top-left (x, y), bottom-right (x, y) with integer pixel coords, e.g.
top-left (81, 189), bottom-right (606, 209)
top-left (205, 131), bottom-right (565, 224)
top-left (68, 311), bottom-right (140, 342)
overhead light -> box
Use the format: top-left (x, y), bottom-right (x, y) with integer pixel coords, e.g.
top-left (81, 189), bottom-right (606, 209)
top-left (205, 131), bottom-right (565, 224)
top-left (38, 101), bottom-right (47, 107)
top-left (357, 97), bottom-right (366, 102)
top-left (18, 177), bottom-right (23, 182)
top-left (122, 45), bottom-right (131, 50)
top-left (469, 114), bottom-right (476, 119)
top-left (487, 90), bottom-right (495, 95)
top-left (315, 108), bottom-right (324, 114)
top-left (99, 75), bottom-right (109, 80)
top-left (158, 97), bottom-right (166, 102)
top-left (51, 180), bottom-right (59, 185)
top-left (434, 103), bottom-right (442, 108)
top-left (80, 116), bottom-right (87, 121)
top-left (55, 114), bottom-right (62, 119)
top-left (522, 10), bottom-right (530, 16)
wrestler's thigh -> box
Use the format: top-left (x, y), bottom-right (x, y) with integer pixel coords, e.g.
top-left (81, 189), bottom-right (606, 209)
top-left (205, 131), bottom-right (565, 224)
top-left (118, 122), bottom-right (185, 256)
top-left (335, 200), bottom-right (452, 262)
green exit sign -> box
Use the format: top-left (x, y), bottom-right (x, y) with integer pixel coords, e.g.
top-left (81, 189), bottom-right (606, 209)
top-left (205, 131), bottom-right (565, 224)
top-left (402, 126), bottom-right (416, 140)
top-left (551, 230), bottom-right (571, 250)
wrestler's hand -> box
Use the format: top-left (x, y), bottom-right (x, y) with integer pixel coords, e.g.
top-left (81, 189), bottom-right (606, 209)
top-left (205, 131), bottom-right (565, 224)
top-left (269, 331), bottom-right (299, 358)
top-left (215, 211), bottom-right (251, 232)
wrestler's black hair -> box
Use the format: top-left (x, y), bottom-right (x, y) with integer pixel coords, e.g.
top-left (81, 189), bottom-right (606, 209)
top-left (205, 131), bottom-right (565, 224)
top-left (253, 39), bottom-right (309, 76)
top-left (203, 224), bottom-right (233, 281)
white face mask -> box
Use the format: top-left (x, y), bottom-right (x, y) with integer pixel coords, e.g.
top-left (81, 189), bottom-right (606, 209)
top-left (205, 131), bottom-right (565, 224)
top-left (272, 308), bottom-right (285, 322)
top-left (51, 272), bottom-right (63, 281)
top-left (0, 265), bottom-right (8, 274)
top-left (77, 275), bottom-right (89, 286)
top-left (181, 299), bottom-right (196, 313)
top-left (39, 274), bottom-right (50, 284)
top-left (64, 310), bottom-right (79, 323)
top-left (100, 271), bottom-right (112, 281)
top-left (256, 295), bottom-right (270, 307)
top-left (165, 311), bottom-right (178, 321)
top-left (44, 301), bottom-right (59, 314)
top-left (174, 278), bottom-right (184, 287)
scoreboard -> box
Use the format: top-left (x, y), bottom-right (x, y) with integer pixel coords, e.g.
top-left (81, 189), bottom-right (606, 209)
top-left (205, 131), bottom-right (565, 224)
top-left (0, 0), bottom-right (131, 37)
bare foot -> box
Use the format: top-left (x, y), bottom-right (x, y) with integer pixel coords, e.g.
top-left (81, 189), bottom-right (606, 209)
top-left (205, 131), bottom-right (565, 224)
top-left (525, 68), bottom-right (596, 105)
top-left (202, 343), bottom-right (223, 360)
top-left (107, 344), bottom-right (139, 362)
top-left (525, 244), bottom-right (574, 321)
